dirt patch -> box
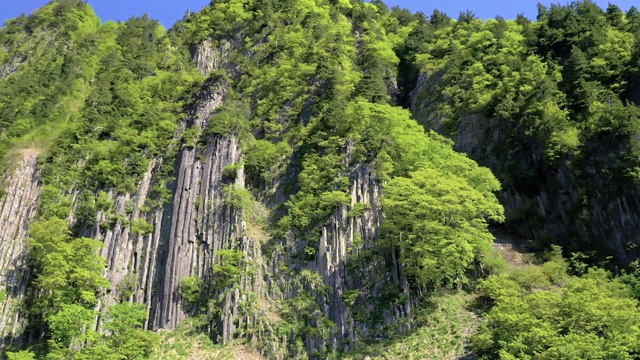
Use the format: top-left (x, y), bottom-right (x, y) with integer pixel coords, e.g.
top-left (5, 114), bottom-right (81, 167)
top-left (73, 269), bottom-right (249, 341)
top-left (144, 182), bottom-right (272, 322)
top-left (232, 345), bottom-right (267, 360)
top-left (490, 227), bottom-right (532, 268)
top-left (18, 147), bottom-right (41, 159)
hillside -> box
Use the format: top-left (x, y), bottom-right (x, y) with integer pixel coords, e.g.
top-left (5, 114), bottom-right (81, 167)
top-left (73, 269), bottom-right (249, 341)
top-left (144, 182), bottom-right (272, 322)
top-left (0, 1), bottom-right (640, 359)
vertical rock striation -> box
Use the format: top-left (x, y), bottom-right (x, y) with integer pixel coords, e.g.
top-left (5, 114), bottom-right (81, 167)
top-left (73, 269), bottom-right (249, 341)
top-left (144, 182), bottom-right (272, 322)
top-left (152, 134), bottom-right (245, 330)
top-left (312, 164), bottom-right (384, 349)
top-left (85, 36), bottom-right (269, 336)
top-left (88, 80), bottom-right (233, 327)
top-left (0, 150), bottom-right (41, 349)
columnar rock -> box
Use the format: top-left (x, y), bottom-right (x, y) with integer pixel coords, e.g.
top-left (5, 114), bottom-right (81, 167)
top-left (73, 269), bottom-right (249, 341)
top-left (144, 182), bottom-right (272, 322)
top-left (152, 134), bottom-right (245, 329)
top-left (0, 150), bottom-right (41, 349)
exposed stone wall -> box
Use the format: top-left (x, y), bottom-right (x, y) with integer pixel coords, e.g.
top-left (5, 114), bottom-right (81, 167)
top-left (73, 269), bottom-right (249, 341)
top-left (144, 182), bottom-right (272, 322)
top-left (0, 31), bottom-right (413, 359)
top-left (0, 150), bottom-right (41, 349)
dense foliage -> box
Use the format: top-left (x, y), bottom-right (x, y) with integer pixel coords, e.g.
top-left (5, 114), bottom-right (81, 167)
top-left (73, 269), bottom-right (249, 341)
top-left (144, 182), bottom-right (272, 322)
top-left (1, 0), bottom-right (200, 358)
top-left (473, 248), bottom-right (640, 359)
top-left (405, 0), bottom-right (640, 257)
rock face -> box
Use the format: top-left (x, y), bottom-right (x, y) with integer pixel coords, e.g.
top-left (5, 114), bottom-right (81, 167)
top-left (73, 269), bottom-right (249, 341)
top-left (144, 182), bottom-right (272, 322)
top-left (0, 150), bottom-right (41, 349)
top-left (0, 55), bottom-right (23, 79)
top-left (85, 38), bottom-right (273, 344)
top-left (410, 71), bottom-right (640, 264)
top-left (309, 164), bottom-right (391, 349)
top-left (88, 81), bottom-right (236, 322)
top-left (266, 141), bottom-right (411, 355)
top-left (0, 33), bottom-right (409, 359)
top-left (193, 39), bottom-right (232, 78)
top-left (84, 36), bottom-right (409, 357)
top-left (152, 134), bottom-right (245, 330)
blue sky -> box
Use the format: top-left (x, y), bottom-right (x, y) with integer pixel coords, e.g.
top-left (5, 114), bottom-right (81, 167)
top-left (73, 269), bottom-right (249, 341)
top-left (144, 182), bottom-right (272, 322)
top-left (1, 1), bottom-right (637, 28)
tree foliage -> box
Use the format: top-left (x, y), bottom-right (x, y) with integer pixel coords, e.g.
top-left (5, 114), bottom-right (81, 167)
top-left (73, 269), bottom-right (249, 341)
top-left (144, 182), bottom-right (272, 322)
top-left (474, 251), bottom-right (640, 359)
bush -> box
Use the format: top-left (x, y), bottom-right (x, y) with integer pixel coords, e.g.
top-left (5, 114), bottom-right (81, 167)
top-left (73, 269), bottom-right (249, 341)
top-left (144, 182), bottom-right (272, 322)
top-left (221, 184), bottom-right (252, 211)
top-left (182, 126), bottom-right (201, 149)
top-left (221, 162), bottom-right (243, 180)
top-left (341, 289), bottom-right (361, 307)
top-left (6, 351), bottom-right (36, 360)
top-left (116, 273), bottom-right (139, 300)
top-left (510, 265), bottom-right (551, 290)
top-left (213, 249), bottom-right (244, 289)
top-left (179, 276), bottom-right (204, 305)
top-left (205, 100), bottom-right (251, 138)
top-left (130, 218), bottom-right (154, 235)
top-left (96, 191), bottom-right (112, 210)
top-left (347, 202), bottom-right (371, 218)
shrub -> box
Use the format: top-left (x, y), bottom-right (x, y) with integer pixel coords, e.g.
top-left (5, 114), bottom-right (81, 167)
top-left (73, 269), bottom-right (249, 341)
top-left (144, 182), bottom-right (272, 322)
top-left (130, 218), bottom-right (154, 236)
top-left (221, 184), bottom-right (252, 211)
top-left (347, 202), bottom-right (371, 218)
top-left (179, 276), bottom-right (204, 305)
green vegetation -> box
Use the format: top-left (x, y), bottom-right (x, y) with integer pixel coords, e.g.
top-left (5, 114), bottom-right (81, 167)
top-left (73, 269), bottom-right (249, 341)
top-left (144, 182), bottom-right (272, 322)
top-left (0, 0), bottom-right (200, 357)
top-left (17, 302), bottom-right (159, 359)
top-left (473, 248), bottom-right (640, 359)
top-left (28, 217), bottom-right (109, 316)
top-left (343, 292), bottom-right (480, 360)
top-left (6, 351), bottom-right (36, 360)
top-left (179, 276), bottom-right (204, 306)
top-left (221, 185), bottom-right (253, 212)
top-left (130, 218), bottom-right (154, 236)
top-left (405, 1), bottom-right (640, 256)
top-left (116, 273), bottom-right (139, 300)
top-left (213, 249), bottom-right (245, 289)
top-left (150, 319), bottom-right (247, 360)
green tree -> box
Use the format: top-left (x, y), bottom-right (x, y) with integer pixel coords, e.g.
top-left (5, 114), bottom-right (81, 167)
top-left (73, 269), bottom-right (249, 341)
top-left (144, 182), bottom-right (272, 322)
top-left (474, 262), bottom-right (640, 359)
top-left (383, 167), bottom-right (503, 288)
top-left (47, 304), bottom-right (97, 349)
top-left (6, 351), bottom-right (36, 360)
top-left (101, 303), bottom-right (159, 359)
top-left (29, 218), bottom-right (109, 315)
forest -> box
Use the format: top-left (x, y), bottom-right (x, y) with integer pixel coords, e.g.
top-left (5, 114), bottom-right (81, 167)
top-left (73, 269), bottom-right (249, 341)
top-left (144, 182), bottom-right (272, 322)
top-left (0, 0), bottom-right (639, 359)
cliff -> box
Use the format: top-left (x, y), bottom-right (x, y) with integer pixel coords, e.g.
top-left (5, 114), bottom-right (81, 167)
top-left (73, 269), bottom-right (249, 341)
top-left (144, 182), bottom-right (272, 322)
top-left (6, 1), bottom-right (640, 359)
top-left (0, 150), bottom-right (41, 347)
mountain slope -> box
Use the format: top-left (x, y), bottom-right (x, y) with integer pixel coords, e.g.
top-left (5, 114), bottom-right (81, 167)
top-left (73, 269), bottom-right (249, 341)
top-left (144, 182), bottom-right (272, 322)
top-left (0, 1), bottom-right (640, 359)
top-left (406, 2), bottom-right (640, 264)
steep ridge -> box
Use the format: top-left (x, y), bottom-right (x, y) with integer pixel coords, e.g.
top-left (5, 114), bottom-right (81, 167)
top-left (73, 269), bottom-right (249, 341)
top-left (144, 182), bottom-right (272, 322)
top-left (411, 76), bottom-right (640, 265)
top-left (82, 39), bottom-right (255, 334)
top-left (0, 2), bottom-right (503, 357)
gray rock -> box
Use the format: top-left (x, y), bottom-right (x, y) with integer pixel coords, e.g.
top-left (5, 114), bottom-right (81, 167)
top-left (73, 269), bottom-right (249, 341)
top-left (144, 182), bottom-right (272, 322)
top-left (0, 150), bottom-right (41, 349)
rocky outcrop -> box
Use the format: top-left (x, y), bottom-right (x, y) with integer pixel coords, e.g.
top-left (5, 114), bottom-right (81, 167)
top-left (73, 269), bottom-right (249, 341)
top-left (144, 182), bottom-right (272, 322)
top-left (410, 71), bottom-right (640, 265)
top-left (0, 55), bottom-right (24, 79)
top-left (87, 78), bottom-right (230, 320)
top-left (265, 141), bottom-right (410, 355)
top-left (83, 31), bottom-right (272, 336)
top-left (193, 38), bottom-right (235, 78)
top-left (0, 150), bottom-right (41, 349)
top-left (312, 164), bottom-right (385, 348)
top-left (152, 134), bottom-right (245, 330)
top-left (85, 71), bottom-right (272, 347)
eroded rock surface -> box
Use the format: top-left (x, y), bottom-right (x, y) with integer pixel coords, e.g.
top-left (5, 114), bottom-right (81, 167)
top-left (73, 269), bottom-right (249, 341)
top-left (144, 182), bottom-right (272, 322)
top-left (0, 150), bottom-right (41, 348)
